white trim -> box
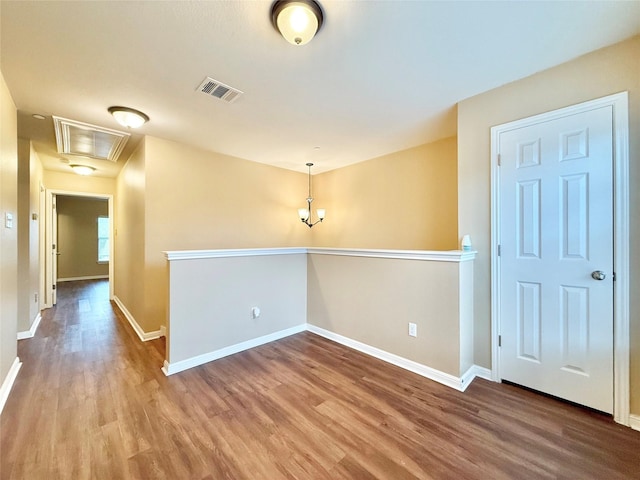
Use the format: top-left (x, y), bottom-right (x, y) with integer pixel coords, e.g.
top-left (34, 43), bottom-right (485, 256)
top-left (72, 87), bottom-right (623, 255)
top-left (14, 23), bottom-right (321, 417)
top-left (308, 324), bottom-right (476, 392)
top-left (490, 92), bottom-right (630, 425)
top-left (160, 321), bottom-right (489, 392)
top-left (17, 312), bottom-right (42, 340)
top-left (629, 415), bottom-right (640, 432)
top-left (0, 358), bottom-right (22, 415)
top-left (164, 247), bottom-right (477, 263)
top-left (611, 93), bottom-right (630, 426)
top-left (460, 365), bottom-right (493, 387)
top-left (164, 247), bottom-right (307, 261)
top-left (57, 275), bottom-right (109, 282)
top-left (39, 181), bottom-right (46, 312)
top-left (159, 325), bottom-right (167, 337)
top-left (306, 247), bottom-right (477, 262)
top-left (162, 324), bottom-right (306, 375)
top-left (112, 295), bottom-right (162, 342)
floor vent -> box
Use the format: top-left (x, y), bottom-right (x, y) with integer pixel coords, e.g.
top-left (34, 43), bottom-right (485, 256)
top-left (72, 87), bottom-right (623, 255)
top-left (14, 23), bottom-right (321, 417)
top-left (197, 77), bottom-right (243, 103)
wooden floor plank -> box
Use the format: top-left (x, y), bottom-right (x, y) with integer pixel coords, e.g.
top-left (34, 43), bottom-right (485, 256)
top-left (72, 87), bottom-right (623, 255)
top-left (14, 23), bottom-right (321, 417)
top-left (1, 279), bottom-right (639, 479)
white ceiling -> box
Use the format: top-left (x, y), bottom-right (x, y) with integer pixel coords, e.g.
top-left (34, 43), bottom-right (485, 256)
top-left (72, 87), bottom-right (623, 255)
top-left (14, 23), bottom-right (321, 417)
top-left (2, 1), bottom-right (639, 176)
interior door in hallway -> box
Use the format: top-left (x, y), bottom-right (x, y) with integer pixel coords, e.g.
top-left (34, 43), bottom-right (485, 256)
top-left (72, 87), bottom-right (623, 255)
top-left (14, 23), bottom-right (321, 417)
top-left (497, 105), bottom-right (613, 413)
top-left (52, 194), bottom-right (58, 305)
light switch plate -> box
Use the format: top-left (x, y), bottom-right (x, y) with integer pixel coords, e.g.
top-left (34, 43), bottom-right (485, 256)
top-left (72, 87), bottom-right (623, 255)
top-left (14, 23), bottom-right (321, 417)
top-left (408, 322), bottom-right (417, 337)
top-left (5, 212), bottom-right (13, 229)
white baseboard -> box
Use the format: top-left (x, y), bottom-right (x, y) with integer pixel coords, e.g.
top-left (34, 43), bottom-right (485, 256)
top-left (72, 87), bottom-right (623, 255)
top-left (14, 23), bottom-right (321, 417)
top-left (17, 312), bottom-right (42, 340)
top-left (159, 325), bottom-right (167, 337)
top-left (112, 296), bottom-right (162, 342)
top-left (162, 324), bottom-right (307, 376)
top-left (460, 364), bottom-right (493, 391)
top-left (307, 324), bottom-right (485, 392)
top-left (57, 275), bottom-right (109, 282)
top-left (630, 414), bottom-right (640, 432)
top-left (157, 319), bottom-right (490, 393)
top-left (161, 323), bottom-right (489, 394)
top-left (0, 357), bottom-right (22, 415)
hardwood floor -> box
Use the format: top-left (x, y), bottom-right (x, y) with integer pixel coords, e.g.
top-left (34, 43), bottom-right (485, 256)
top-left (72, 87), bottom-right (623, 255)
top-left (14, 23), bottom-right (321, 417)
top-left (1, 280), bottom-right (639, 479)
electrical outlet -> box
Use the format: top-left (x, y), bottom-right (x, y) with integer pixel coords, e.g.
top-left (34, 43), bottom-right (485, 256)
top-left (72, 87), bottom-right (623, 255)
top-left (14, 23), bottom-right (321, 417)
top-left (251, 307), bottom-right (261, 319)
top-left (34, 293), bottom-right (38, 303)
top-left (408, 322), bottom-right (417, 337)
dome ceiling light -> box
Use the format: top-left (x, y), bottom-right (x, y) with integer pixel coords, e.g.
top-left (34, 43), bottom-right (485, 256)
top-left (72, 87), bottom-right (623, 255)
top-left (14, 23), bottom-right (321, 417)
top-left (108, 106), bottom-right (149, 128)
top-left (70, 164), bottom-right (96, 176)
top-left (271, 0), bottom-right (324, 46)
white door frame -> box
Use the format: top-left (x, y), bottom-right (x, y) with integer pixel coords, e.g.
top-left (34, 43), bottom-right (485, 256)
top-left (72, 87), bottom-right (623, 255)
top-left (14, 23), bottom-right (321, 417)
top-left (490, 92), bottom-right (630, 426)
top-left (44, 189), bottom-right (115, 306)
top-left (39, 183), bottom-right (46, 310)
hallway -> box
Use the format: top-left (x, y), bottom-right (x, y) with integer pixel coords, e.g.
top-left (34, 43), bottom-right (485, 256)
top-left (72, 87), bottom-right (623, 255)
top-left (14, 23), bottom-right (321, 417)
top-left (1, 280), bottom-right (166, 478)
top-left (1, 280), bottom-right (639, 479)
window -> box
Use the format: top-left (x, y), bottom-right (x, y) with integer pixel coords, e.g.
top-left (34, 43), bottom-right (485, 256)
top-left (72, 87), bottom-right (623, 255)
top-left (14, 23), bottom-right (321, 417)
top-left (97, 216), bottom-right (109, 263)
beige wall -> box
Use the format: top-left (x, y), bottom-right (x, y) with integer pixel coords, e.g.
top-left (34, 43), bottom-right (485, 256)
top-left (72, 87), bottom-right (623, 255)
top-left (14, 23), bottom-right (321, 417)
top-left (167, 253), bottom-right (307, 366)
top-left (312, 137), bottom-right (458, 250)
top-left (0, 71), bottom-right (18, 383)
top-left (458, 36), bottom-right (640, 413)
top-left (114, 134), bottom-right (460, 341)
top-left (56, 196), bottom-right (109, 280)
top-left (307, 253), bottom-right (469, 377)
top-left (115, 136), bottom-right (310, 332)
top-left (114, 141), bottom-right (146, 328)
top-left (17, 140), bottom-right (43, 333)
top-left (43, 170), bottom-right (116, 197)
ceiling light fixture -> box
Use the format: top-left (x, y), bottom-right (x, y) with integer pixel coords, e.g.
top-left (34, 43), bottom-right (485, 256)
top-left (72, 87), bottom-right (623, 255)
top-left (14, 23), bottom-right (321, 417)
top-left (70, 164), bottom-right (96, 176)
top-left (108, 106), bottom-right (149, 128)
top-left (298, 162), bottom-right (325, 227)
top-left (271, 0), bottom-right (324, 46)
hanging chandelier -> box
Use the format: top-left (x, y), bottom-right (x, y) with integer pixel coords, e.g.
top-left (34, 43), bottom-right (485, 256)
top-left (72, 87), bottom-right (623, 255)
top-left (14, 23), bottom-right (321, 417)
top-left (298, 162), bottom-right (325, 228)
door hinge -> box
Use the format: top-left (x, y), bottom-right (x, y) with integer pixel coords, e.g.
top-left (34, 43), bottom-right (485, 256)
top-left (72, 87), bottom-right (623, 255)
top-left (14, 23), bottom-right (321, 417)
top-left (497, 244), bottom-right (501, 256)
top-left (497, 153), bottom-right (501, 166)
top-left (498, 335), bottom-right (502, 347)
top-left (612, 271), bottom-right (616, 281)
top-left (52, 284), bottom-right (56, 290)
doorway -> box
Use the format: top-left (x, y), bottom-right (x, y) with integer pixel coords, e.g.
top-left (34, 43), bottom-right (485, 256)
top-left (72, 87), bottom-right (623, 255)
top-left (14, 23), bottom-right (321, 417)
top-left (490, 92), bottom-right (630, 424)
top-left (44, 190), bottom-right (114, 307)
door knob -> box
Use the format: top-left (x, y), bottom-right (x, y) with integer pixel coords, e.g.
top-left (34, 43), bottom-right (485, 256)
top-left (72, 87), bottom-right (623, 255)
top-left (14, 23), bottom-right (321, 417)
top-left (591, 270), bottom-right (606, 281)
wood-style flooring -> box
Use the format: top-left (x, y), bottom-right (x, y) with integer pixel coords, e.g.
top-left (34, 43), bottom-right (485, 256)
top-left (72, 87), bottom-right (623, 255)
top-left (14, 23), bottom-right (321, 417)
top-left (1, 279), bottom-right (639, 479)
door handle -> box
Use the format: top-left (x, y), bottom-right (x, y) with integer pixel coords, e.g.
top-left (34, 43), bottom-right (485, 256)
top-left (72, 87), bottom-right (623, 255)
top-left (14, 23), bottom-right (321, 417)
top-left (591, 270), bottom-right (606, 281)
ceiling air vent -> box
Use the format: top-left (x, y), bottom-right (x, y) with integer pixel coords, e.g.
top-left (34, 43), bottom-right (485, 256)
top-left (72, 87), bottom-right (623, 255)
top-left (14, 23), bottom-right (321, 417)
top-left (53, 116), bottom-right (130, 162)
top-left (197, 77), bottom-right (243, 103)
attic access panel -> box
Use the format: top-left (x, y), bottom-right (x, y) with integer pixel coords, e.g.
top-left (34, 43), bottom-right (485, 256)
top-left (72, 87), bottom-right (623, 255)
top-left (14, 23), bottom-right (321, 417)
top-left (53, 116), bottom-right (130, 162)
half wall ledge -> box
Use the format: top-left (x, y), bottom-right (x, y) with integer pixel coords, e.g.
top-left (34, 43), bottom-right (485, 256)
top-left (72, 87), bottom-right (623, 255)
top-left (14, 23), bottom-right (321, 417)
top-left (163, 247), bottom-right (480, 392)
top-left (164, 247), bottom-right (477, 262)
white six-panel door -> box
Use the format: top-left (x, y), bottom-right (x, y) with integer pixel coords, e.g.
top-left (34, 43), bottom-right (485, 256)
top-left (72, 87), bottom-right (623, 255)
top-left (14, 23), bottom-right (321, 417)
top-left (497, 105), bottom-right (613, 413)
